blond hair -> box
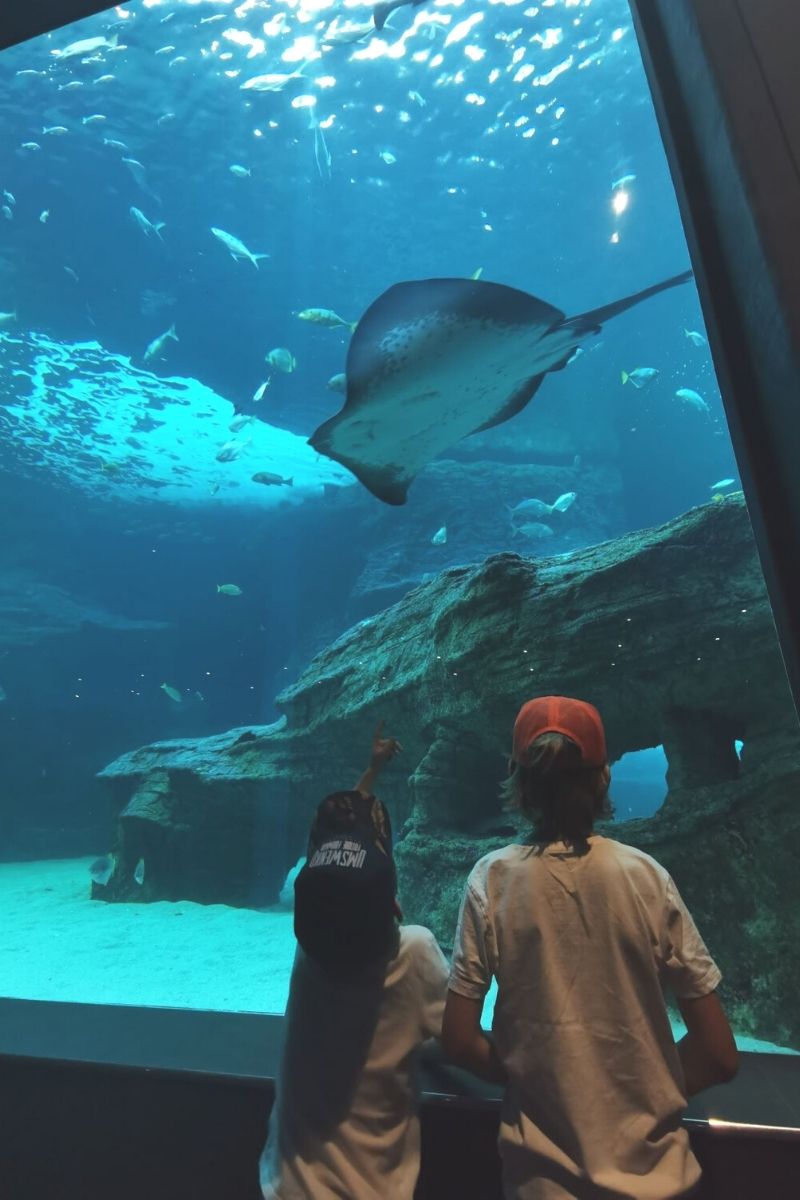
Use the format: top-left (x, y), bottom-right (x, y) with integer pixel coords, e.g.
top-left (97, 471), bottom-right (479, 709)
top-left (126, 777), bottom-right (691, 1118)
top-left (501, 732), bottom-right (613, 854)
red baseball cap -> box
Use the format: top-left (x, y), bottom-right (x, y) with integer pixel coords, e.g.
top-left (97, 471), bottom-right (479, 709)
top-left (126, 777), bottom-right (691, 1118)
top-left (512, 696), bottom-right (607, 767)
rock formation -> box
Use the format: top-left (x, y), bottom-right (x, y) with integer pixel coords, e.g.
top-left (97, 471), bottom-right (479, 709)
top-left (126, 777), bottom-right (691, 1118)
top-left (0, 572), bottom-right (169, 649)
top-left (97, 494), bottom-right (800, 1049)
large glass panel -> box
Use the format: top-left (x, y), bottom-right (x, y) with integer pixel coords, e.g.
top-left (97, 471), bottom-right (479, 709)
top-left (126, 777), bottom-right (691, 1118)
top-left (1, 0), bottom-right (798, 1057)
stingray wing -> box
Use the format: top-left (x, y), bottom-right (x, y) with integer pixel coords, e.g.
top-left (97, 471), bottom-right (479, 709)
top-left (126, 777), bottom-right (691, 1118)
top-left (309, 270), bottom-right (694, 505)
top-left (309, 278), bottom-right (568, 505)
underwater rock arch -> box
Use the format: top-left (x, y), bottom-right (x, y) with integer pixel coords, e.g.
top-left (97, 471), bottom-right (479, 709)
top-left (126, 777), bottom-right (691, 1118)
top-left (98, 495), bottom-right (800, 1048)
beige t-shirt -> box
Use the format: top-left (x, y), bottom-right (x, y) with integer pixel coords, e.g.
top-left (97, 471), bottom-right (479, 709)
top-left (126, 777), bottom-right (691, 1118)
top-left (260, 924), bottom-right (450, 1200)
top-left (450, 836), bottom-right (722, 1200)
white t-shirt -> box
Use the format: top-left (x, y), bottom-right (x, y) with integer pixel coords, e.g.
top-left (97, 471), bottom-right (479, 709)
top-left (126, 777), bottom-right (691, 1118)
top-left (260, 924), bottom-right (450, 1200)
top-left (449, 836), bottom-right (722, 1200)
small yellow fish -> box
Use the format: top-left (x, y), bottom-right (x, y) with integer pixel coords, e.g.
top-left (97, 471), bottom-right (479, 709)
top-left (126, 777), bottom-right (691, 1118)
top-left (296, 307), bottom-right (356, 331)
top-left (710, 492), bottom-right (725, 504)
top-left (160, 682), bottom-right (182, 703)
top-left (217, 583), bottom-right (243, 596)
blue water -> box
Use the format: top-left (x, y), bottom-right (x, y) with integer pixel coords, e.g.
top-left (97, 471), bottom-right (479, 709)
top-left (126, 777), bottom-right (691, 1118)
top-left (0, 0), bottom-right (753, 1017)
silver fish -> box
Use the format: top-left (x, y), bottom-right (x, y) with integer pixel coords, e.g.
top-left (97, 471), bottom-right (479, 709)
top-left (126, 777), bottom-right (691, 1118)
top-left (210, 226), bottom-right (269, 269)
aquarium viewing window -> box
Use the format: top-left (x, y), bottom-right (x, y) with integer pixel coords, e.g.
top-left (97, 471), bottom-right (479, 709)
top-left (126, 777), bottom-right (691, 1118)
top-left (1, 0), bottom-right (799, 1065)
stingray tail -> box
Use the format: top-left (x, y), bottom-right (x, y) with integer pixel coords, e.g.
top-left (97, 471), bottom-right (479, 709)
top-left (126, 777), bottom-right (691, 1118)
top-left (565, 268), bottom-right (693, 334)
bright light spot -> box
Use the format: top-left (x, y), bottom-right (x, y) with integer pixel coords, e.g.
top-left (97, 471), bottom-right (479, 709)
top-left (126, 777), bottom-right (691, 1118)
top-left (514, 115), bottom-right (529, 127)
top-left (488, 67), bottom-right (500, 83)
top-left (483, 223), bottom-right (493, 231)
top-left (283, 36), bottom-right (319, 64)
top-left (262, 13), bottom-right (288, 37)
top-left (555, 105), bottom-right (565, 118)
top-left (533, 28), bottom-right (563, 50)
top-left (352, 38), bottom-right (391, 62)
top-left (254, 128), bottom-right (264, 137)
top-left (445, 13), bottom-right (484, 48)
top-left (319, 114), bottom-right (336, 129)
top-left (512, 46), bottom-right (525, 65)
top-left (430, 53), bottom-right (444, 68)
top-left (314, 74), bottom-right (336, 88)
top-left (291, 94), bottom-right (317, 109)
top-left (611, 27), bottom-right (626, 42)
top-left (551, 136), bottom-right (559, 145)
top-left (513, 63), bottom-right (534, 82)
top-left (464, 44), bottom-right (485, 62)
top-left (612, 189), bottom-right (629, 215)
top-left (466, 92), bottom-right (486, 105)
top-left (374, 104), bottom-right (384, 113)
top-left (522, 128), bottom-right (536, 138)
top-left (533, 56), bottom-right (574, 86)
top-left (223, 29), bottom-right (265, 59)
top-left (610, 231), bottom-right (620, 243)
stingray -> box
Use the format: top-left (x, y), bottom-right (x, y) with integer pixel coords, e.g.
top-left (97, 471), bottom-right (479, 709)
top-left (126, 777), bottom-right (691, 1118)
top-left (308, 270), bottom-right (693, 505)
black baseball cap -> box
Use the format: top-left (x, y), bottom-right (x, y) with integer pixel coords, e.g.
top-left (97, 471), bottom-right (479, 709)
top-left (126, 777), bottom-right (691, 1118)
top-left (294, 790), bottom-right (398, 971)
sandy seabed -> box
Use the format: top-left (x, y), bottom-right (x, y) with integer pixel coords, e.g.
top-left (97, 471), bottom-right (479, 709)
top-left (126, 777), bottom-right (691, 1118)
top-left (0, 857), bottom-right (295, 1013)
top-left (0, 858), bottom-right (796, 1055)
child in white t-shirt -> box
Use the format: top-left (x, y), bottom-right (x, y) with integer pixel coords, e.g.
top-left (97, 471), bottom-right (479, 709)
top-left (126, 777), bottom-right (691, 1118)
top-left (260, 724), bottom-right (450, 1200)
top-left (442, 695), bottom-right (739, 1200)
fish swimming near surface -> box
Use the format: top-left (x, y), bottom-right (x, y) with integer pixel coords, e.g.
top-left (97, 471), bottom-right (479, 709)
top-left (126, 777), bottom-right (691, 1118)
top-left (710, 477), bottom-right (735, 490)
top-left (508, 492), bottom-right (576, 523)
top-left (217, 583), bottom-right (243, 595)
top-left (240, 70), bottom-right (308, 93)
top-left (216, 438), bottom-right (250, 462)
top-left (621, 367), bottom-right (659, 388)
top-left (229, 413), bottom-right (253, 433)
top-left (252, 471), bottom-right (293, 487)
top-left (133, 858), bottom-right (145, 885)
top-left (675, 387), bottom-right (709, 413)
top-left (297, 307), bottom-right (356, 331)
top-left (144, 323), bottom-right (178, 363)
top-left (160, 682), bottom-right (182, 702)
top-left (265, 347), bottom-right (296, 373)
top-left (431, 525), bottom-right (447, 545)
top-left (210, 226), bottom-right (269, 269)
top-left (373, 0), bottom-right (426, 32)
top-left (513, 521), bottom-right (555, 540)
top-left (51, 34), bottom-right (119, 60)
top-left (309, 270), bottom-right (692, 505)
top-left (130, 206), bottom-right (165, 240)
top-left (684, 328), bottom-right (707, 347)
top-left (322, 16), bottom-right (375, 46)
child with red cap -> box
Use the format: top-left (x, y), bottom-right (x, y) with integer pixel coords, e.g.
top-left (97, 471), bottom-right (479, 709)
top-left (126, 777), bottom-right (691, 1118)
top-left (442, 696), bottom-right (738, 1200)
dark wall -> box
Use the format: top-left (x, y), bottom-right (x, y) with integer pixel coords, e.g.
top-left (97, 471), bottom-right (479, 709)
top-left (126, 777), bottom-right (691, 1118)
top-left (0, 1057), bottom-right (798, 1200)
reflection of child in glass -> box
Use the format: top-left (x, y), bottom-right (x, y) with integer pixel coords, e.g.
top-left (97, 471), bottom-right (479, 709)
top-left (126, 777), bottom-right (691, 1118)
top-left (259, 722), bottom-right (449, 1200)
top-left (443, 696), bottom-right (738, 1200)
